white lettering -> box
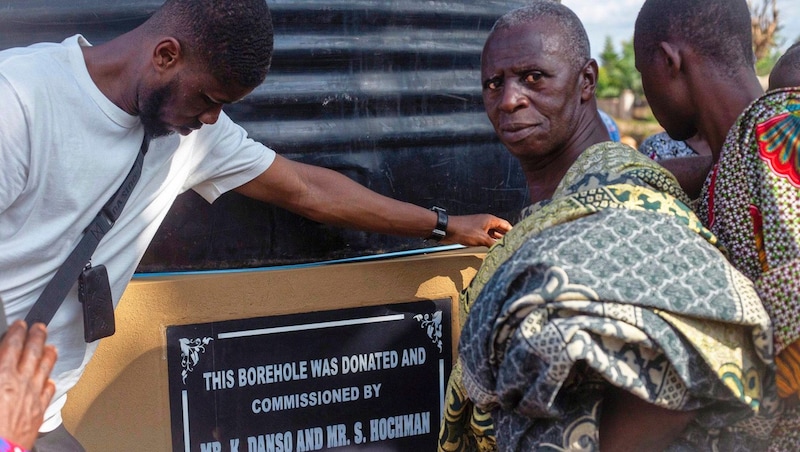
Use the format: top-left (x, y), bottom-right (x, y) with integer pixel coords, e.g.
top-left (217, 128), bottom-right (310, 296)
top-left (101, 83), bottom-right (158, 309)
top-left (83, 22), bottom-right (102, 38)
top-left (247, 431), bottom-right (293, 452)
top-left (251, 386), bottom-right (360, 414)
top-left (341, 351), bottom-right (398, 374)
top-left (363, 383), bottom-right (381, 399)
top-left (401, 347), bottom-right (426, 366)
top-left (369, 412), bottom-right (431, 441)
top-left (238, 361), bottom-right (308, 387)
top-left (309, 358), bottom-right (339, 377)
top-left (296, 427), bottom-right (323, 451)
top-left (325, 424), bottom-right (347, 448)
top-left (200, 442), bottom-right (221, 452)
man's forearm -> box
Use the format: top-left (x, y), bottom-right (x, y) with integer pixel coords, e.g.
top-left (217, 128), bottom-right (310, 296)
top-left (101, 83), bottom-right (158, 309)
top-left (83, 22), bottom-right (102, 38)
top-left (600, 386), bottom-right (695, 452)
top-left (235, 155), bottom-right (511, 246)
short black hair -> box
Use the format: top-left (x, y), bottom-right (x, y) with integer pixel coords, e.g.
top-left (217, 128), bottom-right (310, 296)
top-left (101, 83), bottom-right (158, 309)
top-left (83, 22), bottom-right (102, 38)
top-left (149, 0), bottom-right (274, 88)
top-left (770, 42), bottom-right (800, 89)
top-left (490, 1), bottom-right (590, 71)
top-left (635, 0), bottom-right (753, 74)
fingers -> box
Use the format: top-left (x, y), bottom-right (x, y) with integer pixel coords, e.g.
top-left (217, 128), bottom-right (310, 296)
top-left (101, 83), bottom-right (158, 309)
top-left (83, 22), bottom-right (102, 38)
top-left (0, 319), bottom-right (56, 450)
top-left (40, 377), bottom-right (57, 410)
top-left (0, 319), bottom-right (27, 370)
top-left (32, 344), bottom-right (58, 406)
top-left (491, 216), bottom-right (513, 234)
top-left (22, 323), bottom-right (57, 406)
top-left (1, 320), bottom-right (57, 401)
top-left (441, 214), bottom-right (512, 247)
top-left (18, 322), bottom-right (48, 375)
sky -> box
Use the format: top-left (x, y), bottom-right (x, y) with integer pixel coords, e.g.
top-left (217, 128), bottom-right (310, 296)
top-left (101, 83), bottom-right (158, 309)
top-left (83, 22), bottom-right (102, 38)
top-left (561, 0), bottom-right (800, 60)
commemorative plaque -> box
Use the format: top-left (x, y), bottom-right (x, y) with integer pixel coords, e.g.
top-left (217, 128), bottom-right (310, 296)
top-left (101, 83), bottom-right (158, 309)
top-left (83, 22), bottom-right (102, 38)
top-left (166, 299), bottom-right (452, 451)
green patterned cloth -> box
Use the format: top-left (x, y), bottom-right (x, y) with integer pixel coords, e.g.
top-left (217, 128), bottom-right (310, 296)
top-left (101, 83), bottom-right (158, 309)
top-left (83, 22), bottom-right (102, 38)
top-left (439, 142), bottom-right (778, 451)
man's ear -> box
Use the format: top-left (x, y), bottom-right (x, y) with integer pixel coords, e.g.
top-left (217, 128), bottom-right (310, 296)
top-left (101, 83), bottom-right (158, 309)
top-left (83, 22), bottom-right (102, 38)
top-left (580, 58), bottom-right (599, 102)
top-left (152, 38), bottom-right (182, 73)
top-left (658, 41), bottom-right (682, 77)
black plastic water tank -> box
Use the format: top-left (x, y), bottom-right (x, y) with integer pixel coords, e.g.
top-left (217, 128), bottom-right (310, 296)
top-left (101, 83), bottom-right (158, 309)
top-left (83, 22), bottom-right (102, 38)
top-left (0, 0), bottom-right (530, 271)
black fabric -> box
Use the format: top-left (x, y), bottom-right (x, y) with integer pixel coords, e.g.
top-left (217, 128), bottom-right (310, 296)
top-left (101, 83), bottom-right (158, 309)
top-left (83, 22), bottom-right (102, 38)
top-left (0, 296), bottom-right (7, 335)
top-left (32, 424), bottom-right (85, 452)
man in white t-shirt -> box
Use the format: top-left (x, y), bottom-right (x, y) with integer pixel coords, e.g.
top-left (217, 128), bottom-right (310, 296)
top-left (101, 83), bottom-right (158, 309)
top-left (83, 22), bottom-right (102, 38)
top-left (0, 1), bottom-right (512, 449)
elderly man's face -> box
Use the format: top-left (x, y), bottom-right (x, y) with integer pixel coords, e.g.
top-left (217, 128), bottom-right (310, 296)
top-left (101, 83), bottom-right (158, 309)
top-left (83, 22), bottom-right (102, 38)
top-left (481, 20), bottom-right (584, 162)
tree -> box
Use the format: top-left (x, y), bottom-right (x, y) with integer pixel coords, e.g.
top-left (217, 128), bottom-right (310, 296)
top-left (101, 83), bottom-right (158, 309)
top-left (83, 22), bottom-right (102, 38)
top-left (749, 0), bottom-right (780, 62)
top-left (597, 37), bottom-right (623, 98)
top-left (617, 40), bottom-right (642, 99)
top-left (596, 38), bottom-right (641, 100)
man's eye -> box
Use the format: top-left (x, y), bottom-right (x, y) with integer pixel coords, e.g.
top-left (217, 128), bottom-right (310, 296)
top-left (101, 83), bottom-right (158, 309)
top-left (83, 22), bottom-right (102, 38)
top-left (484, 78), bottom-right (501, 90)
top-left (524, 72), bottom-right (544, 83)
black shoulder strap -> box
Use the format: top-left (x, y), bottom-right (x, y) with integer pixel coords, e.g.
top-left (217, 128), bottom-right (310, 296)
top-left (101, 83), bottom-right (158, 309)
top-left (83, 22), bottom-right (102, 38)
top-left (25, 135), bottom-right (150, 326)
top-left (0, 296), bottom-right (7, 335)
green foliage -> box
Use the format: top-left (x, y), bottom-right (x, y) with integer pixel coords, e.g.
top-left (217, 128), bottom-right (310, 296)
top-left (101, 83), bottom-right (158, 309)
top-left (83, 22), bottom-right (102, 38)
top-left (756, 48), bottom-right (780, 76)
top-left (597, 66), bottom-right (620, 98)
top-left (595, 36), bottom-right (643, 99)
top-left (600, 36), bottom-right (619, 68)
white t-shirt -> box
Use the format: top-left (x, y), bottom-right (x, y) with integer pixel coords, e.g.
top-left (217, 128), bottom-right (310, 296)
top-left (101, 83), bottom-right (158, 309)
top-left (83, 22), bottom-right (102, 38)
top-left (0, 35), bottom-right (276, 431)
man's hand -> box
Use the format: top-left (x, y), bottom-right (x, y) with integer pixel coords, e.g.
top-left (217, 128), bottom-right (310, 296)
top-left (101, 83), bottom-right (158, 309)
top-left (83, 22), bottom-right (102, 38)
top-left (0, 320), bottom-right (57, 450)
top-left (440, 214), bottom-right (512, 247)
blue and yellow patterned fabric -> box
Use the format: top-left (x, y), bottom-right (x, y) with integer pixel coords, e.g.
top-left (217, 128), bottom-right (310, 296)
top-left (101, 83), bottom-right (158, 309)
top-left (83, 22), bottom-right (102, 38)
top-left (440, 142), bottom-right (778, 451)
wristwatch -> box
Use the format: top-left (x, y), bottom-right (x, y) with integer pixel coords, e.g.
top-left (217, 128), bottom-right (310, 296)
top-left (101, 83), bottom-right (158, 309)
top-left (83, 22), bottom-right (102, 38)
top-left (428, 206), bottom-right (448, 242)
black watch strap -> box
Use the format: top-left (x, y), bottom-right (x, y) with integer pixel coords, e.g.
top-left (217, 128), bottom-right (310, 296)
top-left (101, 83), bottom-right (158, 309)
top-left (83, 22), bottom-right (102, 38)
top-left (428, 206), bottom-right (448, 241)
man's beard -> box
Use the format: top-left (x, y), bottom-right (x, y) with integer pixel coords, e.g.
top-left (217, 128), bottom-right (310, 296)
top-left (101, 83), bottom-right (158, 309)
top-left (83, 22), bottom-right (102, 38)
top-left (139, 80), bottom-right (177, 138)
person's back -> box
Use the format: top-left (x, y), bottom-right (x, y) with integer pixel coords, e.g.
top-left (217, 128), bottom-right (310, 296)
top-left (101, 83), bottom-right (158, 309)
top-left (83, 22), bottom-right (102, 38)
top-left (635, 0), bottom-right (800, 449)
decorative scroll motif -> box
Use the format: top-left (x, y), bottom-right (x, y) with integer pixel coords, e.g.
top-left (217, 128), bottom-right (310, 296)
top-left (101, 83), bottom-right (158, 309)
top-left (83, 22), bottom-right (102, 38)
top-left (414, 311), bottom-right (443, 353)
top-left (179, 337), bottom-right (213, 384)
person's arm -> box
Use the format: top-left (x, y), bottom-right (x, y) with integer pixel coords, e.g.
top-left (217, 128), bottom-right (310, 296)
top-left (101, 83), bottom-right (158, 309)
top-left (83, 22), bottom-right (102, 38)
top-left (599, 385), bottom-right (695, 452)
top-left (235, 155), bottom-right (512, 247)
top-left (0, 320), bottom-right (57, 451)
top-left (658, 155), bottom-right (714, 200)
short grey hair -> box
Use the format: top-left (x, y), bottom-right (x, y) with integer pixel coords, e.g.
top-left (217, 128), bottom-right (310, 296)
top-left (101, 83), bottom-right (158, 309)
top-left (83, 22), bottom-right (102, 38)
top-left (490, 1), bottom-right (591, 69)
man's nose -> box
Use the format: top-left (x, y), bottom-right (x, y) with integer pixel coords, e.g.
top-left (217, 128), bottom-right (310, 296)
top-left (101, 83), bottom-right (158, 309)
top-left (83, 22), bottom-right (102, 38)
top-left (499, 82), bottom-right (529, 113)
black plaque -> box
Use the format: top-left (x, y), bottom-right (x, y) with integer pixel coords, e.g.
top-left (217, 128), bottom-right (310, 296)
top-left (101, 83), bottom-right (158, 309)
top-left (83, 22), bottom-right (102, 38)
top-left (166, 299), bottom-right (452, 452)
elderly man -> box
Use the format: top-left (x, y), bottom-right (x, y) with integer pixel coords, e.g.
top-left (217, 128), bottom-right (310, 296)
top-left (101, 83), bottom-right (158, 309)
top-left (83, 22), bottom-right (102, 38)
top-left (634, 0), bottom-right (799, 449)
top-left (439, 2), bottom-right (775, 451)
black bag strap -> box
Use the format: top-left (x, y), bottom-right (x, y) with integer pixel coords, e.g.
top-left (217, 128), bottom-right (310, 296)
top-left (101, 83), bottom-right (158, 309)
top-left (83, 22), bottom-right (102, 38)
top-left (0, 296), bottom-right (7, 335)
top-left (25, 135), bottom-right (150, 326)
